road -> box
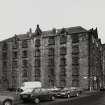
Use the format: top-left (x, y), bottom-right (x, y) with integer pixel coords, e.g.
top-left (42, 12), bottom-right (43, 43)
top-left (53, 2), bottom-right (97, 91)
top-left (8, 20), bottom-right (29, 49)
top-left (18, 91), bottom-right (105, 105)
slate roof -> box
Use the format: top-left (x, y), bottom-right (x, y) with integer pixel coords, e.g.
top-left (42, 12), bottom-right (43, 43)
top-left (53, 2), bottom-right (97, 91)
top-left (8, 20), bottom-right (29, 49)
top-left (0, 26), bottom-right (88, 42)
top-left (66, 26), bottom-right (87, 34)
top-left (42, 26), bottom-right (87, 37)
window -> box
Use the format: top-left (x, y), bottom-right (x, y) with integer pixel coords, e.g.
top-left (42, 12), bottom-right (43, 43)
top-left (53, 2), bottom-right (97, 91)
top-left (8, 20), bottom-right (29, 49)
top-left (12, 51), bottom-right (18, 59)
top-left (22, 50), bottom-right (28, 58)
top-left (22, 69), bottom-right (28, 77)
top-left (35, 49), bottom-right (40, 57)
top-left (48, 48), bottom-right (54, 56)
top-left (72, 66), bottom-right (79, 76)
top-left (12, 78), bottom-right (17, 88)
top-left (3, 61), bottom-right (7, 67)
top-left (49, 68), bottom-right (55, 76)
top-left (2, 61), bottom-right (7, 70)
top-left (12, 70), bottom-right (17, 77)
top-left (2, 42), bottom-right (7, 50)
top-left (2, 52), bottom-right (7, 60)
top-left (72, 79), bottom-right (79, 87)
top-left (60, 67), bottom-right (66, 77)
top-left (49, 79), bottom-right (54, 87)
top-left (71, 34), bottom-right (79, 43)
top-left (60, 28), bottom-right (66, 34)
top-left (48, 36), bottom-right (55, 45)
top-left (35, 39), bottom-right (40, 47)
top-left (35, 58), bottom-right (40, 67)
top-left (60, 35), bottom-right (67, 44)
top-left (12, 41), bottom-right (18, 49)
top-left (22, 60), bottom-right (28, 68)
top-left (35, 69), bottom-right (40, 81)
top-left (48, 58), bottom-right (54, 66)
top-left (22, 40), bottom-right (28, 48)
top-left (12, 61), bottom-right (18, 68)
top-left (60, 80), bottom-right (66, 87)
top-left (72, 45), bottom-right (79, 54)
top-left (72, 57), bottom-right (79, 65)
top-left (60, 47), bottom-right (66, 55)
top-left (60, 57), bottom-right (66, 66)
top-left (33, 88), bottom-right (41, 93)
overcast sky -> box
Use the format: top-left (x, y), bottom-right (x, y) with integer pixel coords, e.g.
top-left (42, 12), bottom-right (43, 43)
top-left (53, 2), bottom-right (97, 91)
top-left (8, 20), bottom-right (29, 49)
top-left (0, 0), bottom-right (105, 43)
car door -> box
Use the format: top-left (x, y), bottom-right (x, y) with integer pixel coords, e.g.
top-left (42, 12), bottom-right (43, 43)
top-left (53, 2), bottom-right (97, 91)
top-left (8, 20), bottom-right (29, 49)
top-left (39, 89), bottom-right (49, 100)
top-left (32, 88), bottom-right (41, 98)
top-left (69, 90), bottom-right (74, 96)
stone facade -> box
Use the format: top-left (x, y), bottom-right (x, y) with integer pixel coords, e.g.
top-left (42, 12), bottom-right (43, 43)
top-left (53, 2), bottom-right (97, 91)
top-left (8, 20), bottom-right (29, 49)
top-left (0, 25), bottom-right (103, 90)
top-left (88, 29), bottom-right (103, 90)
top-left (102, 44), bottom-right (105, 86)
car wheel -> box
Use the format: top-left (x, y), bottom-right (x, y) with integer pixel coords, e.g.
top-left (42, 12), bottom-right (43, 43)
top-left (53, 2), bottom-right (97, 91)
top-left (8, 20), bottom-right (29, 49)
top-left (67, 94), bottom-right (70, 98)
top-left (51, 96), bottom-right (55, 101)
top-left (34, 98), bottom-right (40, 104)
top-left (76, 93), bottom-right (79, 97)
top-left (3, 100), bottom-right (12, 105)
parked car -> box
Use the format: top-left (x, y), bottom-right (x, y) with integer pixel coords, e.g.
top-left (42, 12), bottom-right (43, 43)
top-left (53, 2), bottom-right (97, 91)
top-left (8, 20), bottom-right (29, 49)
top-left (0, 94), bottom-right (19, 105)
top-left (69, 87), bottom-right (83, 94)
top-left (20, 88), bottom-right (55, 104)
top-left (55, 87), bottom-right (80, 98)
top-left (100, 87), bottom-right (105, 91)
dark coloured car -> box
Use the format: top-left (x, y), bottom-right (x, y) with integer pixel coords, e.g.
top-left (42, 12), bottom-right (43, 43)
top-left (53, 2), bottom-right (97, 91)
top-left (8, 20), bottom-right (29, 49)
top-left (55, 88), bottom-right (80, 98)
top-left (20, 88), bottom-right (55, 104)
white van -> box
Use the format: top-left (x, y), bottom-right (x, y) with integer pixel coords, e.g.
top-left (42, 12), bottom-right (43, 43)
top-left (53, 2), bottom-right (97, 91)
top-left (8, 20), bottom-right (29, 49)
top-left (20, 81), bottom-right (42, 90)
top-left (17, 81), bottom-right (42, 94)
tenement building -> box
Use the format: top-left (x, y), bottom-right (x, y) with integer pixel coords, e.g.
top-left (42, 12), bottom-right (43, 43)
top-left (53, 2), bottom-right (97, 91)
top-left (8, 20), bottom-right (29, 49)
top-left (102, 44), bottom-right (105, 86)
top-left (0, 25), bottom-right (103, 90)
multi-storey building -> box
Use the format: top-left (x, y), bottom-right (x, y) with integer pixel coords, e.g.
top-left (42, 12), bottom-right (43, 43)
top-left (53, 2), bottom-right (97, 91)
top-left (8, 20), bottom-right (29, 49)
top-left (102, 44), bottom-right (105, 86)
top-left (0, 25), bottom-right (103, 90)
top-left (88, 28), bottom-right (103, 90)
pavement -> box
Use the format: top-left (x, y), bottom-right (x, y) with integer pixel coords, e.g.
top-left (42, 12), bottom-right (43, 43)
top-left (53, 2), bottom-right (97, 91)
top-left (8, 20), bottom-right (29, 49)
top-left (71, 90), bottom-right (101, 101)
top-left (82, 90), bottom-right (100, 95)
